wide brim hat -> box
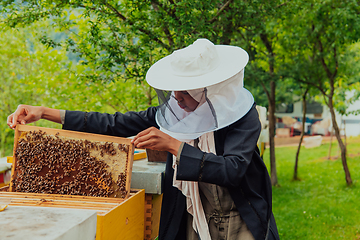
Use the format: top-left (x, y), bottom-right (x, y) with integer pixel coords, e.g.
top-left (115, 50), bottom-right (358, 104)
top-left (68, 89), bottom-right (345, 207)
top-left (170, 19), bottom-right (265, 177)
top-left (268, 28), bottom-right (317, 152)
top-left (146, 38), bottom-right (249, 91)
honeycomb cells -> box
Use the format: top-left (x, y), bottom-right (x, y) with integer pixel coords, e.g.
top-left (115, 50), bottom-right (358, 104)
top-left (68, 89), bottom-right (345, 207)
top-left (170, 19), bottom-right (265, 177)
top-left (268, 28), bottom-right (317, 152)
top-left (13, 130), bottom-right (130, 198)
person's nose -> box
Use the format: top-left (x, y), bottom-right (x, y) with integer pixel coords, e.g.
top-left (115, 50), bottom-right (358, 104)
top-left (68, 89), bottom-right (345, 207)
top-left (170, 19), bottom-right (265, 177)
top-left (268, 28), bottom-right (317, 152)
top-left (174, 91), bottom-right (183, 102)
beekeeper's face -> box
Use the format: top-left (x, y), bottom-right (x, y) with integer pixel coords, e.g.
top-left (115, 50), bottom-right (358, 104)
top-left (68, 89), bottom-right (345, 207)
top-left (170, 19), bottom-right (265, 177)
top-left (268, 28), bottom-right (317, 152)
top-left (174, 91), bottom-right (199, 112)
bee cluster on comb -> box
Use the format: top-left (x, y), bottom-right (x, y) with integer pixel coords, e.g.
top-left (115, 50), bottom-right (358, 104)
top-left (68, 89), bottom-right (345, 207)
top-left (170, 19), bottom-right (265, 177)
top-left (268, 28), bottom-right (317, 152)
top-left (12, 129), bottom-right (131, 198)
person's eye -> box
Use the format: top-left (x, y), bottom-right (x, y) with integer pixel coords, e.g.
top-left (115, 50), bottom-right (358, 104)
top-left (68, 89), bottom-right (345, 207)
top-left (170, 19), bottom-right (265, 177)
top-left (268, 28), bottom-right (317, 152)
top-left (182, 91), bottom-right (189, 95)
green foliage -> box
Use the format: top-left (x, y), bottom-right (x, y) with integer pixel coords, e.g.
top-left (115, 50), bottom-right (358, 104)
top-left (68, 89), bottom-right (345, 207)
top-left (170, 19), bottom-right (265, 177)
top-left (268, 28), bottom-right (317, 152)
top-left (1, 0), bottom-right (235, 85)
top-left (335, 42), bottom-right (360, 116)
top-left (2, 0), bottom-right (258, 156)
top-left (0, 20), bottom-right (155, 156)
top-left (280, 0), bottom-right (360, 98)
top-left (265, 137), bottom-right (360, 239)
top-left (0, 23), bottom-right (65, 157)
top-left (2, 0), bottom-right (359, 110)
top-left (1, 1), bottom-right (360, 185)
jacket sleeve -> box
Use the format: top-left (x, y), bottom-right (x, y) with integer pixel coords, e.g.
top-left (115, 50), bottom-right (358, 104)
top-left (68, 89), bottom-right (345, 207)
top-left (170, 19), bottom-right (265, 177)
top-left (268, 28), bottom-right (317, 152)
top-left (62, 107), bottom-right (159, 137)
top-left (176, 105), bottom-right (261, 188)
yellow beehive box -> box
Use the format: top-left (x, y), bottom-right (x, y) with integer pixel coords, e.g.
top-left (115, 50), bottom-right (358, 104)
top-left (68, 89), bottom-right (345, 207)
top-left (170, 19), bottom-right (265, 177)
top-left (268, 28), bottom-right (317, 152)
top-left (0, 189), bottom-right (145, 240)
top-left (6, 125), bottom-right (148, 239)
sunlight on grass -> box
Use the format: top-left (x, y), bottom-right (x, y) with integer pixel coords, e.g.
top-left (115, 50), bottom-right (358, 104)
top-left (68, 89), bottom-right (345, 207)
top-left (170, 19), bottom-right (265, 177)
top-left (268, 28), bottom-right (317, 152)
top-left (263, 136), bottom-right (360, 239)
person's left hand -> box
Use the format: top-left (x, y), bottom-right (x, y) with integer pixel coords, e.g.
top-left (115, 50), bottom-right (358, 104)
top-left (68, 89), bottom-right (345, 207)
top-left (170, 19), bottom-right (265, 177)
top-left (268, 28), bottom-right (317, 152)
top-left (131, 127), bottom-right (181, 156)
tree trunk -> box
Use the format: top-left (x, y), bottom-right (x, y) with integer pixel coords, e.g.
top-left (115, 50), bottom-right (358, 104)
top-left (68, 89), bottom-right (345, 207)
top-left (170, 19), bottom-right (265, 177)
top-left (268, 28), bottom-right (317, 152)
top-left (328, 98), bottom-right (352, 185)
top-left (327, 128), bottom-right (333, 160)
top-left (147, 85), bottom-right (153, 106)
top-left (268, 81), bottom-right (278, 186)
top-left (293, 89), bottom-right (308, 180)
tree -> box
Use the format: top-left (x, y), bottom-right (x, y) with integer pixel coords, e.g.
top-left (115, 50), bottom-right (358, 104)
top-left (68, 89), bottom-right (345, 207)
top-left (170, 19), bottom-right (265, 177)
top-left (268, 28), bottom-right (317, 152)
top-left (5, 1), bottom-right (358, 188)
top-left (334, 42), bottom-right (360, 117)
top-left (0, 19), bottom-right (155, 156)
top-left (1, 0), bottom-right (294, 185)
top-left (231, 1), bottom-right (291, 186)
top-left (0, 24), bottom-right (65, 156)
top-left (281, 0), bottom-right (360, 185)
top-left (1, 0), bottom-right (232, 94)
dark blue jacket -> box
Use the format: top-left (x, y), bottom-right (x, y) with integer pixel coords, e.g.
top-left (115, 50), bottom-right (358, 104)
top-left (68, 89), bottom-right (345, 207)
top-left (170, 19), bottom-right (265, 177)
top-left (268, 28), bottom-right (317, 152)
top-left (63, 105), bottom-right (279, 240)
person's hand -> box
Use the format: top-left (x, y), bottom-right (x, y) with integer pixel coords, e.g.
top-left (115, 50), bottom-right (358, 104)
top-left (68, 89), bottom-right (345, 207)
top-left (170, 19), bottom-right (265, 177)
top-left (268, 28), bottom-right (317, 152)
top-left (7, 105), bottom-right (44, 130)
top-left (131, 127), bottom-right (182, 156)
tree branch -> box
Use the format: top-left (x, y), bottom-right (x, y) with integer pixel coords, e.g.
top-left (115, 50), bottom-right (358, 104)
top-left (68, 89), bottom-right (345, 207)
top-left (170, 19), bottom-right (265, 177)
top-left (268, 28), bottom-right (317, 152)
top-left (107, 25), bottom-right (135, 77)
top-left (299, 76), bottom-right (328, 97)
top-left (210, 0), bottom-right (233, 23)
top-left (96, 92), bottom-right (124, 112)
top-left (102, 2), bottom-right (127, 21)
top-left (316, 35), bottom-right (333, 81)
top-left (333, 46), bottom-right (338, 79)
top-left (275, 2), bottom-right (288, 8)
top-left (151, 0), bottom-right (180, 23)
top-left (260, 33), bottom-right (275, 74)
top-left (102, 1), bottom-right (170, 51)
top-left (260, 80), bottom-right (271, 101)
top-left (151, 1), bottom-right (174, 47)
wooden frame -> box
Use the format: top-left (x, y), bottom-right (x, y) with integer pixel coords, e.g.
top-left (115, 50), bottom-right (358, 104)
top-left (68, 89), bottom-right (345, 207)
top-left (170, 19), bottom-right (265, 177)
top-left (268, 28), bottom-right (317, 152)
top-left (10, 125), bottom-right (134, 199)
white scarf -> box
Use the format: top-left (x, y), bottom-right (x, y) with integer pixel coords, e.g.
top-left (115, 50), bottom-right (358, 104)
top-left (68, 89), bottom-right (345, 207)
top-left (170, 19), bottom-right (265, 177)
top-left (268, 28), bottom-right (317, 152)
top-left (172, 131), bottom-right (215, 240)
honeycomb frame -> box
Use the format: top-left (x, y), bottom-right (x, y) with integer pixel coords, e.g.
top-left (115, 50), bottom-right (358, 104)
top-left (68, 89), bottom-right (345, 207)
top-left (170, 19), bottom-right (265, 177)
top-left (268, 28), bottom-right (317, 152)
top-left (10, 125), bottom-right (134, 199)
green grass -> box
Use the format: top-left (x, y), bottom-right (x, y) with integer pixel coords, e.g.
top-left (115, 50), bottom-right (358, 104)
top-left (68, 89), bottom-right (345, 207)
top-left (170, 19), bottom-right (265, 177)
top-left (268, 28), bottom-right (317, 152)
top-left (263, 136), bottom-right (360, 239)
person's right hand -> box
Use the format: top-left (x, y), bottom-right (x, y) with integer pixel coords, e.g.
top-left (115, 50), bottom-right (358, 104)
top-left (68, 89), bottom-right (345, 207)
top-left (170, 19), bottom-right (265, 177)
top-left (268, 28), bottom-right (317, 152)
top-left (131, 127), bottom-right (182, 156)
top-left (7, 105), bottom-right (43, 130)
